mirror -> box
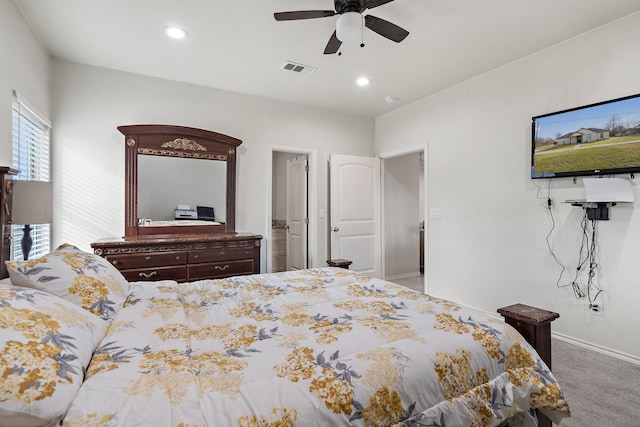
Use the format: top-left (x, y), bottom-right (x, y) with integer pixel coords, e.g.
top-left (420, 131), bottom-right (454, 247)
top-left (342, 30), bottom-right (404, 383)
top-left (138, 155), bottom-right (226, 223)
top-left (120, 124), bottom-right (241, 237)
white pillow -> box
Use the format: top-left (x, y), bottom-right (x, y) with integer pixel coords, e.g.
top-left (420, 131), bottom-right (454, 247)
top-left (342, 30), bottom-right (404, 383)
top-left (0, 285), bottom-right (107, 426)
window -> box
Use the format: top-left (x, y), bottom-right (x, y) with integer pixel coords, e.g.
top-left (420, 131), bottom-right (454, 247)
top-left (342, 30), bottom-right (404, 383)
top-left (12, 92), bottom-right (51, 261)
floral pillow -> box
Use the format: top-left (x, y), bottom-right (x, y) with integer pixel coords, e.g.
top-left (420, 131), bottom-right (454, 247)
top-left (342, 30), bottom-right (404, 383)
top-left (0, 284), bottom-right (107, 426)
top-left (5, 243), bottom-right (129, 322)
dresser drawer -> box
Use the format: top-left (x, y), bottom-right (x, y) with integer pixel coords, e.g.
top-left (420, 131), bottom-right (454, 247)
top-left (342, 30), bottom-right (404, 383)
top-left (105, 251), bottom-right (187, 269)
top-left (120, 266), bottom-right (187, 282)
top-left (188, 246), bottom-right (254, 264)
top-left (188, 260), bottom-right (255, 280)
top-left (92, 234), bottom-right (262, 282)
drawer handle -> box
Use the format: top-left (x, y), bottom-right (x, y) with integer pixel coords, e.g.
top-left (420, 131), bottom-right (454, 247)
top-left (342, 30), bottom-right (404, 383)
top-left (176, 256), bottom-right (181, 260)
top-left (215, 265), bottom-right (230, 271)
top-left (145, 256), bottom-right (152, 261)
top-left (112, 260), bottom-right (118, 265)
top-left (193, 254), bottom-right (199, 259)
top-left (139, 271), bottom-right (158, 279)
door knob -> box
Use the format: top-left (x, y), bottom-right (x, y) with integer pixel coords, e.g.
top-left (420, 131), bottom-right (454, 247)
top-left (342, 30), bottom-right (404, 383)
top-left (332, 227), bottom-right (339, 232)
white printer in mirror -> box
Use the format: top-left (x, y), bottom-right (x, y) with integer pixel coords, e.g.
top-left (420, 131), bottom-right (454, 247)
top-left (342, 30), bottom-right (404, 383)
top-left (174, 205), bottom-right (198, 220)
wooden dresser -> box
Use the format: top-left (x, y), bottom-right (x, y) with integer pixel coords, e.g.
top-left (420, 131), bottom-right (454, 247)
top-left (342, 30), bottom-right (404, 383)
top-left (93, 124), bottom-right (263, 283)
top-left (92, 233), bottom-right (262, 282)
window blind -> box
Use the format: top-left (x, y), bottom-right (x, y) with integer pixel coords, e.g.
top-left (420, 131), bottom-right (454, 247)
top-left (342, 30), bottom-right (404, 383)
top-left (12, 94), bottom-right (51, 261)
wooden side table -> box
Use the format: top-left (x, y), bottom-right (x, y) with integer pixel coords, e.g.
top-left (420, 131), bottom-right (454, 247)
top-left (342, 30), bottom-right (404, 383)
top-left (326, 259), bottom-right (353, 269)
top-left (497, 303), bottom-right (559, 369)
top-left (498, 303), bottom-right (559, 427)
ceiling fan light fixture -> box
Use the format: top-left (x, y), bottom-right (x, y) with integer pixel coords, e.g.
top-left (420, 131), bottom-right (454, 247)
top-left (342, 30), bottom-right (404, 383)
top-left (336, 12), bottom-right (362, 43)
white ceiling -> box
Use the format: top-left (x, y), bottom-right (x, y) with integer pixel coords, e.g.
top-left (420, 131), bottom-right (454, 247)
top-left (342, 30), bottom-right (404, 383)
top-left (15, 0), bottom-right (640, 118)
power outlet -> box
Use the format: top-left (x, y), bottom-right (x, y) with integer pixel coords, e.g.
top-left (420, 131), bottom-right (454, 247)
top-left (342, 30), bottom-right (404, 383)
top-left (589, 302), bottom-right (603, 315)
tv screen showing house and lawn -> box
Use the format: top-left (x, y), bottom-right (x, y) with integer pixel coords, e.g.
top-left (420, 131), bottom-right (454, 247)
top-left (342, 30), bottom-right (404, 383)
top-left (531, 93), bottom-right (640, 179)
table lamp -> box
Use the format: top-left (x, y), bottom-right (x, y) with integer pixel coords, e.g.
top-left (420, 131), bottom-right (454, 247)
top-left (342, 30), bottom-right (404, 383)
top-left (11, 180), bottom-right (53, 260)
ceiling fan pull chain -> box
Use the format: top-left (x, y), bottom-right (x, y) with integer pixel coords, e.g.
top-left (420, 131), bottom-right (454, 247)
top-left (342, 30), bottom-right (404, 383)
top-left (360, 14), bottom-right (365, 48)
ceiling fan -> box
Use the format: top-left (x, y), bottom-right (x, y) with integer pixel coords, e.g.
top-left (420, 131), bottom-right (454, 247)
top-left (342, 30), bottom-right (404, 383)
top-left (274, 0), bottom-right (409, 54)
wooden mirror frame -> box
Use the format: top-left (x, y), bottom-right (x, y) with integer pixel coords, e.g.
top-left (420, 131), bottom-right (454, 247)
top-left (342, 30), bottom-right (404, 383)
top-left (120, 124), bottom-right (241, 237)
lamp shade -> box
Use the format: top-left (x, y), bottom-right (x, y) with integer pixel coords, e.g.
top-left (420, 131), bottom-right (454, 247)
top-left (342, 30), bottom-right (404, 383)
top-left (336, 12), bottom-right (362, 43)
top-left (11, 180), bottom-right (53, 225)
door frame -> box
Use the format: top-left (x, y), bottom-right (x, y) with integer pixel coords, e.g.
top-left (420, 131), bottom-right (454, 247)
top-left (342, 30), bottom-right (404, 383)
top-left (379, 145), bottom-right (429, 294)
top-left (267, 146), bottom-right (317, 272)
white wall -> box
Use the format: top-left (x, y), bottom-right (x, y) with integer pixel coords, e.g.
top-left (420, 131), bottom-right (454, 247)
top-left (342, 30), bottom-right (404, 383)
top-left (50, 60), bottom-right (374, 270)
top-left (0, 0), bottom-right (50, 166)
top-left (376, 12), bottom-right (640, 361)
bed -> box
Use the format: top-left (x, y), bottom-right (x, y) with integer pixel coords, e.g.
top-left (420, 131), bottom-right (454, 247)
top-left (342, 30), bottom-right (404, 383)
top-left (1, 244), bottom-right (570, 427)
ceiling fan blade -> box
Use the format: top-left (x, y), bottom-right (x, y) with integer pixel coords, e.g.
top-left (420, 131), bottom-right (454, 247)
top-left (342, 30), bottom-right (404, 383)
top-left (363, 0), bottom-right (395, 10)
top-left (364, 15), bottom-right (409, 43)
top-left (274, 10), bottom-right (336, 21)
top-left (323, 31), bottom-right (342, 54)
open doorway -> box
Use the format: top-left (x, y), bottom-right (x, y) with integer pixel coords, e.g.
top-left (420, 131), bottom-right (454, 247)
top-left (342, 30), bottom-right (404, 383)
top-left (382, 150), bottom-right (425, 292)
top-left (270, 148), bottom-right (315, 273)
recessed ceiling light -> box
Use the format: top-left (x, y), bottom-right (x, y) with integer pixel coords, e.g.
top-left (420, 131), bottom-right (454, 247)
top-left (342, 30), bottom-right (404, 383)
top-left (165, 26), bottom-right (188, 39)
top-left (356, 77), bottom-right (370, 86)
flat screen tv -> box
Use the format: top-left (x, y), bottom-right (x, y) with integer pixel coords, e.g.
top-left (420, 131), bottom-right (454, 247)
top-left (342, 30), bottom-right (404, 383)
top-left (531, 93), bottom-right (640, 179)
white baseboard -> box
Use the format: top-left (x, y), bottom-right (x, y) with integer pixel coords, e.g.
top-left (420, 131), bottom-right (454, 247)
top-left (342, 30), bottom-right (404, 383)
top-left (385, 272), bottom-right (422, 281)
top-left (551, 332), bottom-right (640, 366)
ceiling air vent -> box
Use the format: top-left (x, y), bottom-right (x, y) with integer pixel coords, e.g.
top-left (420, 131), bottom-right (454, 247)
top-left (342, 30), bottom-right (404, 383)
top-left (281, 61), bottom-right (317, 76)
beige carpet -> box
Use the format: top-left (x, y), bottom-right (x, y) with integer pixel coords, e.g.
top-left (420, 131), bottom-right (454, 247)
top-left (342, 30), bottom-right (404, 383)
top-left (551, 338), bottom-right (640, 426)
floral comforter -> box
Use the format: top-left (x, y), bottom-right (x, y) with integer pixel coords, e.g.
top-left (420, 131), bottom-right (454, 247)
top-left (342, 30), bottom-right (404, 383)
top-left (63, 268), bottom-right (570, 427)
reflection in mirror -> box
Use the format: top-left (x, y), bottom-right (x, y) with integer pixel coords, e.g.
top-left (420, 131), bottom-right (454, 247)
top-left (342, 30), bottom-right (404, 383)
top-left (137, 155), bottom-right (226, 223)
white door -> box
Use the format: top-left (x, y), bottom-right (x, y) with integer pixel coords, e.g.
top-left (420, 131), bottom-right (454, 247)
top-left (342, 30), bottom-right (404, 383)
top-left (286, 155), bottom-right (308, 270)
top-left (329, 154), bottom-right (381, 278)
